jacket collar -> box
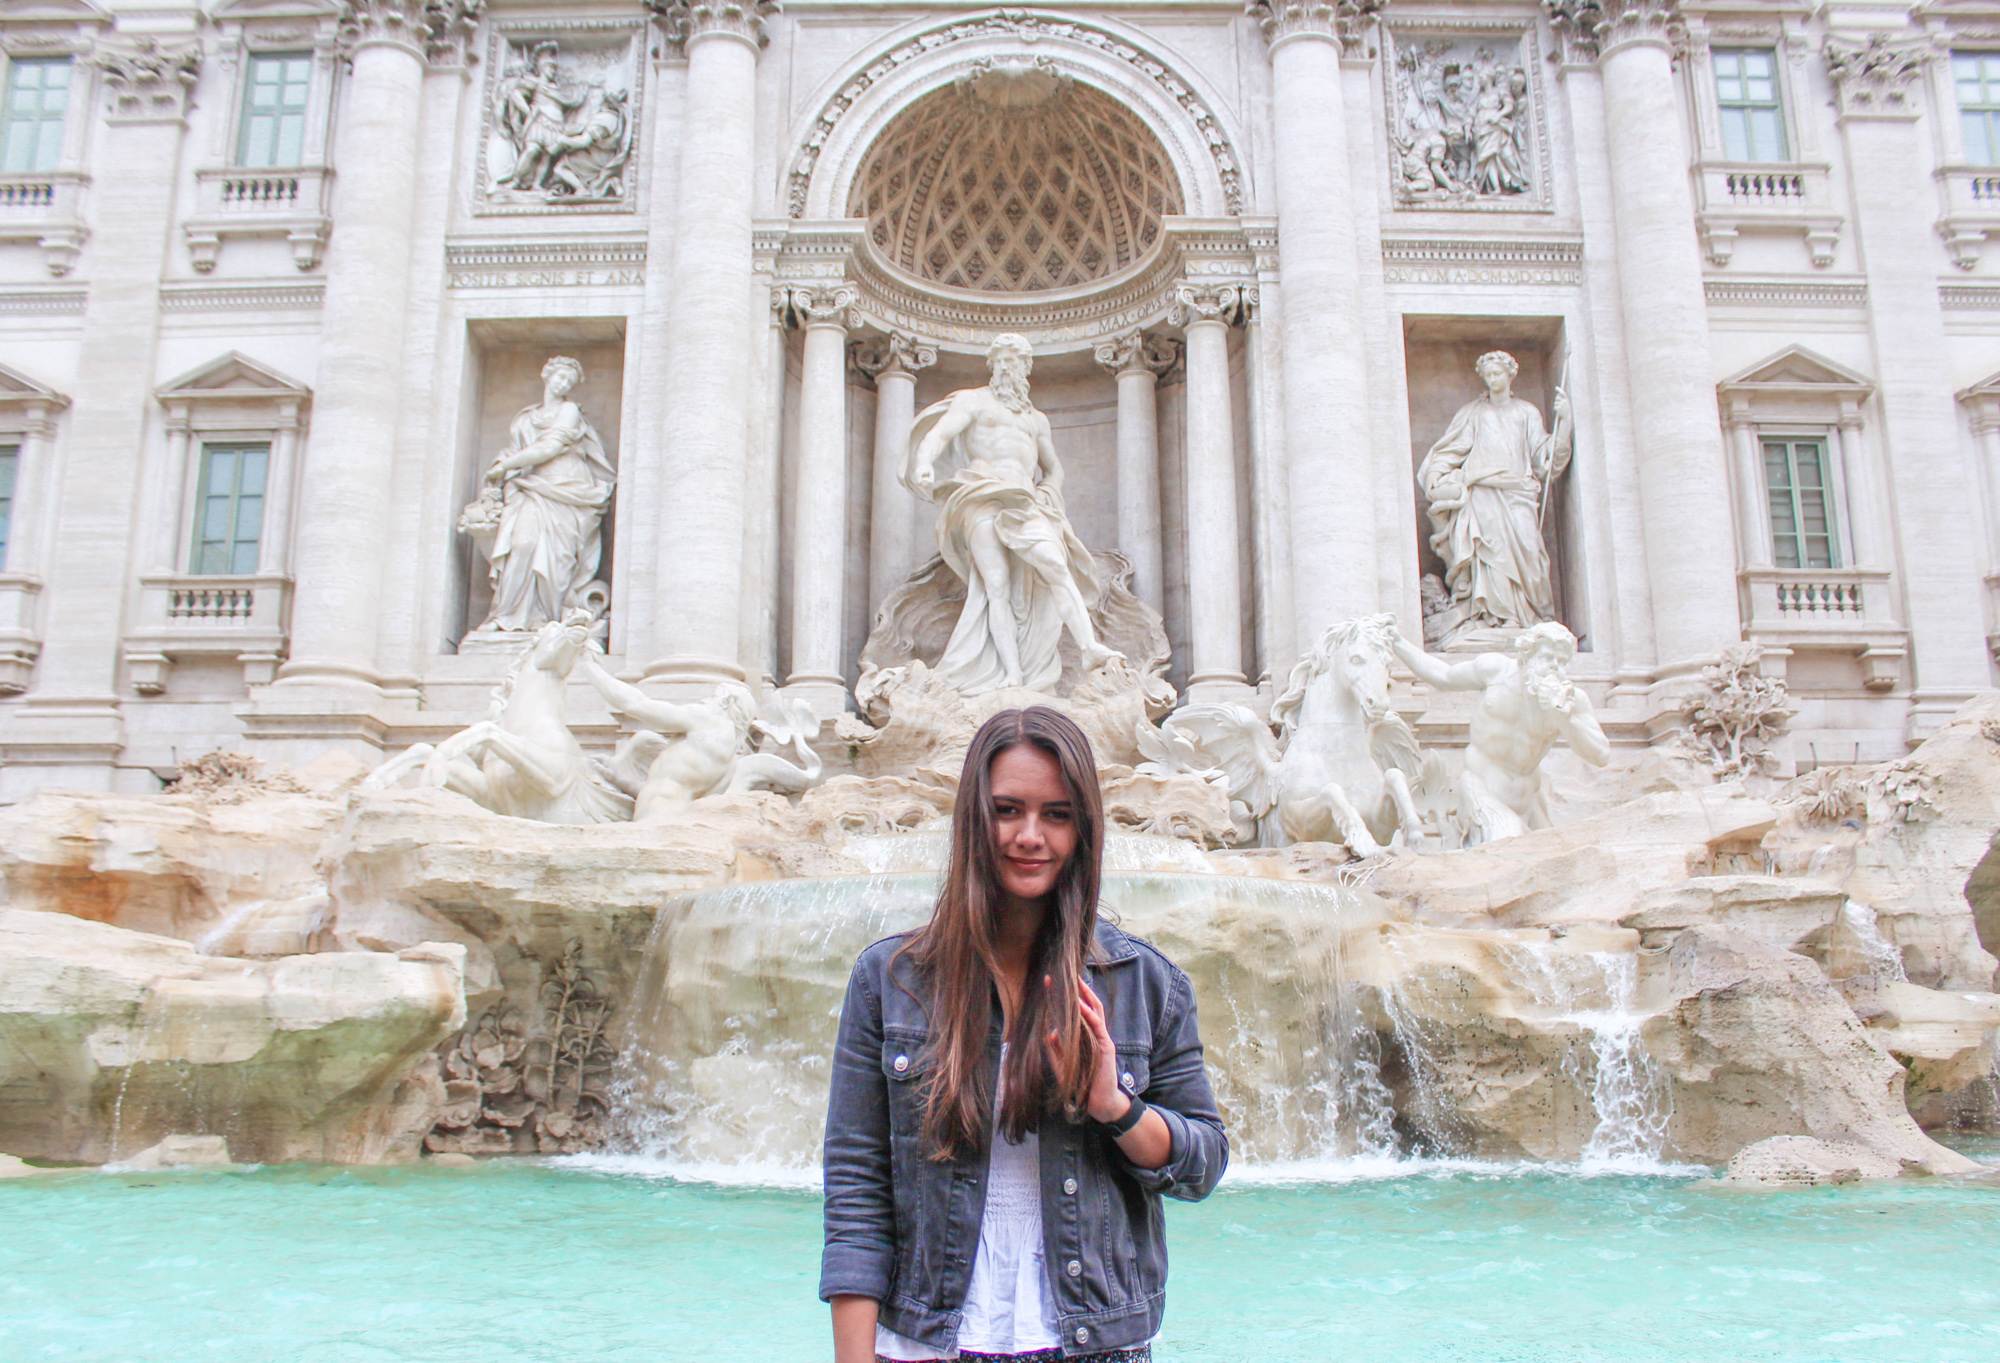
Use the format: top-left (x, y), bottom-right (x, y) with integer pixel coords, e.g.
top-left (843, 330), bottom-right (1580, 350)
top-left (1092, 918), bottom-right (1141, 966)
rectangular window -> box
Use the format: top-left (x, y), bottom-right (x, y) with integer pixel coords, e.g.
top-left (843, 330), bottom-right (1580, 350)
top-left (1763, 437), bottom-right (1838, 570)
top-left (0, 444), bottom-right (17, 569)
top-left (1, 57), bottom-right (71, 174)
top-left (1956, 52), bottom-right (2000, 166)
top-left (235, 52), bottom-right (312, 168)
top-left (190, 444), bottom-right (269, 576)
top-left (1713, 49), bottom-right (1789, 162)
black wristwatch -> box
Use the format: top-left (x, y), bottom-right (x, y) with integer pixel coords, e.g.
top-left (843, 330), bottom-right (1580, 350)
top-left (1096, 1093), bottom-right (1148, 1139)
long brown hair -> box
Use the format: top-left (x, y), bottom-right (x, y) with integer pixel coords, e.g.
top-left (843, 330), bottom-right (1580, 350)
top-left (890, 706), bottom-right (1107, 1159)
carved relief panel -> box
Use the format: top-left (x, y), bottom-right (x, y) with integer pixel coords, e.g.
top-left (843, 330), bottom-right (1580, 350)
top-left (1381, 19), bottom-right (1552, 213)
top-left (475, 19), bottom-right (644, 215)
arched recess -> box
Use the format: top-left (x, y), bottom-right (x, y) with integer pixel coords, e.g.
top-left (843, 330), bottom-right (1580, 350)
top-left (787, 9), bottom-right (1249, 228)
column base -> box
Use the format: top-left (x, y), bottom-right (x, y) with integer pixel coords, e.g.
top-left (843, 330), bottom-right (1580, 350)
top-left (780, 675), bottom-right (851, 723)
top-left (0, 694), bottom-right (127, 798)
top-left (1184, 672), bottom-right (1254, 706)
top-left (641, 654), bottom-right (749, 696)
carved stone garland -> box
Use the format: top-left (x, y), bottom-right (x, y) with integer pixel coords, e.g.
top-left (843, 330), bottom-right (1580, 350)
top-left (788, 11), bottom-right (1245, 219)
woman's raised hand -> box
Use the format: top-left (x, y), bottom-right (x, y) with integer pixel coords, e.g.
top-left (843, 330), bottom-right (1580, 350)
top-left (1045, 972), bottom-right (1130, 1125)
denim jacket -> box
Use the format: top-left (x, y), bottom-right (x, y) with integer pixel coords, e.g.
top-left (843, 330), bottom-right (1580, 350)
top-left (819, 919), bottom-right (1229, 1357)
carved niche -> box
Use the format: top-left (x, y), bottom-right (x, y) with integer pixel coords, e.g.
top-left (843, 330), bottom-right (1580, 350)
top-left (476, 20), bottom-right (644, 214)
top-left (1382, 20), bottom-right (1552, 212)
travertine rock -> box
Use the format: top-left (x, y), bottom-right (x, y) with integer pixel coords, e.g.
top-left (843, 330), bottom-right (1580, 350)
top-left (1722, 1135), bottom-right (1908, 1188)
top-left (1620, 876), bottom-right (1844, 954)
top-left (1839, 978), bottom-right (2000, 1123)
top-left (0, 908), bottom-right (465, 1165)
top-left (0, 788), bottom-right (342, 944)
top-left (1360, 788), bottom-right (1776, 928)
top-left (0, 1152), bottom-right (62, 1179)
top-left (1640, 926), bottom-right (1977, 1174)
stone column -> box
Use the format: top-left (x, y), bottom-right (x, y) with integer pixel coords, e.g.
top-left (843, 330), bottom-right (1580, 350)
top-left (1248, 2), bottom-right (1380, 651)
top-left (739, 283), bottom-right (789, 687)
top-left (857, 333), bottom-right (937, 615)
top-left (3, 36), bottom-right (201, 785)
top-left (644, 1), bottom-right (776, 690)
top-left (1172, 283), bottom-right (1250, 699)
top-left (1092, 330), bottom-right (1174, 618)
top-left (1826, 33), bottom-right (1995, 733)
top-left (785, 284), bottom-right (857, 716)
top-left (276, 4), bottom-right (478, 698)
top-left (1241, 284), bottom-right (1295, 685)
top-left (1550, 0), bottom-right (1741, 679)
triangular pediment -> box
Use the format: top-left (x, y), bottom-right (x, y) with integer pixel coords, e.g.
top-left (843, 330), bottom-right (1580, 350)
top-left (157, 352), bottom-right (310, 403)
top-left (0, 362), bottom-right (69, 409)
top-left (1958, 367), bottom-right (2000, 402)
top-left (1719, 345), bottom-right (1874, 396)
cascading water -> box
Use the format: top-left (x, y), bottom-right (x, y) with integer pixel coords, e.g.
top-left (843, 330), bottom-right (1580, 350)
top-left (599, 845), bottom-right (1409, 1177)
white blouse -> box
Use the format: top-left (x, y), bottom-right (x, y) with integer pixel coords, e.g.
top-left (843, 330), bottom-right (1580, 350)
top-left (874, 1044), bottom-right (1060, 1361)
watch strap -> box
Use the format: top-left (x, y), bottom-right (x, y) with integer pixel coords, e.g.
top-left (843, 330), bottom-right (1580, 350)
top-left (1096, 1092), bottom-right (1147, 1139)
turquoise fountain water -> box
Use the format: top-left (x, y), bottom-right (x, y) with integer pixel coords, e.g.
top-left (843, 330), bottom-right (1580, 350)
top-left (2, 1140), bottom-right (1997, 1362)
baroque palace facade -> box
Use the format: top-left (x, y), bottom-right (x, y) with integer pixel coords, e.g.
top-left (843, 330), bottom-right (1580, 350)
top-left (0, 0), bottom-right (1997, 796)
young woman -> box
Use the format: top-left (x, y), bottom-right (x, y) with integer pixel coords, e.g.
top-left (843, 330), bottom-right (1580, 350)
top-left (821, 706), bottom-right (1228, 1363)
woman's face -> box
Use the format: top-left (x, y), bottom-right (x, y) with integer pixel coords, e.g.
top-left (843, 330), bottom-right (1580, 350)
top-left (988, 742), bottom-right (1077, 908)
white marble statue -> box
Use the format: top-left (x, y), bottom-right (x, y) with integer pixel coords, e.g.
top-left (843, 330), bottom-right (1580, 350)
top-left (902, 333), bottom-right (1123, 694)
top-left (1138, 615), bottom-right (1430, 857)
top-left (364, 610), bottom-right (633, 824)
top-left (1390, 620), bottom-right (1609, 846)
top-left (492, 41), bottom-right (633, 202)
top-left (1416, 349), bottom-right (1572, 644)
top-left (460, 356), bottom-right (616, 639)
top-left (578, 657), bottom-right (822, 822)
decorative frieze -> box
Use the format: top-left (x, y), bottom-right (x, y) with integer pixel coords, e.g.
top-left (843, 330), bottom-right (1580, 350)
top-left (479, 25), bottom-right (642, 215)
top-left (1383, 19), bottom-right (1551, 213)
top-left (0, 288), bottom-right (87, 317)
top-left (444, 239), bottom-right (647, 290)
top-left (1380, 235), bottom-right (1582, 286)
top-left (1245, 2), bottom-right (1385, 55)
top-left (786, 12), bottom-right (1244, 219)
top-left (91, 36), bottom-right (201, 123)
top-left (1823, 33), bottom-right (1933, 121)
top-left (1542, 0), bottom-right (1682, 65)
top-left (1703, 277), bottom-right (1868, 309)
top-left (158, 282), bottom-right (327, 313)
top-left (646, 1), bottom-right (779, 53)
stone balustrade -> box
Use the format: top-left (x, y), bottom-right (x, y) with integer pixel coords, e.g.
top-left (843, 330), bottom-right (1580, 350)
top-left (123, 572), bottom-right (292, 694)
top-left (1739, 566), bottom-right (1905, 691)
top-left (1692, 159), bottom-right (1840, 268)
top-left (0, 170), bottom-right (88, 276)
top-left (184, 164), bottom-right (333, 272)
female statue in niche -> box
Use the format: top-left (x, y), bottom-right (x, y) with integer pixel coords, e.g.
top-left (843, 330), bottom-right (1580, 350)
top-left (462, 355), bottom-right (616, 636)
top-left (1416, 349), bottom-right (1571, 643)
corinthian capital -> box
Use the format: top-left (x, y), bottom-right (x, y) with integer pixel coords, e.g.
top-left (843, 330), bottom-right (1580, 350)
top-left (337, 1), bottom-right (485, 65)
top-left (1823, 33), bottom-right (1934, 121)
top-left (1094, 331), bottom-right (1181, 378)
top-left (1543, 1), bottom-right (1681, 64)
top-left (649, 1), bottom-right (780, 54)
top-left (1245, 2), bottom-right (1384, 56)
top-left (91, 36), bottom-right (201, 124)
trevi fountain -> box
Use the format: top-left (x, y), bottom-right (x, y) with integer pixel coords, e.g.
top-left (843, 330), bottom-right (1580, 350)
top-left (2, 2), bottom-right (1999, 1360)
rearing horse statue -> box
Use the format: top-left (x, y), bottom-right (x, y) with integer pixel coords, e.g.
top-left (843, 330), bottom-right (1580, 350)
top-left (1139, 614), bottom-right (1429, 856)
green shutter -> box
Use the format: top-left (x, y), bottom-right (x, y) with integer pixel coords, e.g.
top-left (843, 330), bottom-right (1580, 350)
top-left (1, 57), bottom-right (71, 174)
top-left (0, 445), bottom-right (18, 569)
top-left (1714, 49), bottom-right (1789, 162)
top-left (236, 53), bottom-right (312, 168)
top-left (1761, 438), bottom-right (1839, 571)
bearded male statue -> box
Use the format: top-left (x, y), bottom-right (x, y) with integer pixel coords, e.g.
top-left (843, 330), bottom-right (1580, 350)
top-left (902, 333), bottom-right (1123, 694)
top-left (1390, 620), bottom-right (1608, 846)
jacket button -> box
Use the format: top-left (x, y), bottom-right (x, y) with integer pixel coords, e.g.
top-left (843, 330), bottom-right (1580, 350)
top-left (893, 1054), bottom-right (909, 1074)
top-left (1062, 1177), bottom-right (1078, 1195)
top-left (1075, 1327), bottom-right (1090, 1345)
top-left (1120, 1070), bottom-right (1136, 1092)
top-left (1066, 1258), bottom-right (1082, 1278)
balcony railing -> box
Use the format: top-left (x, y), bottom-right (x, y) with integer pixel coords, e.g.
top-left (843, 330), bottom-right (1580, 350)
top-left (1935, 165), bottom-right (2000, 269)
top-left (1692, 160), bottom-right (1840, 268)
top-left (1740, 567), bottom-right (1905, 692)
top-left (0, 170), bottom-right (87, 276)
top-left (185, 165), bottom-right (333, 272)
top-left (124, 573), bottom-right (291, 694)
